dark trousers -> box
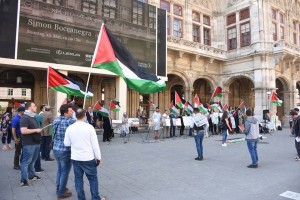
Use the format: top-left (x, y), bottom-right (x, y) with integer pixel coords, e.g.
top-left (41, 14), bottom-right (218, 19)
top-left (213, 124), bottom-right (218, 135)
top-left (41, 136), bottom-right (52, 160)
top-left (14, 135), bottom-right (22, 167)
top-left (2, 129), bottom-right (12, 144)
top-left (180, 126), bottom-right (184, 135)
top-left (170, 125), bottom-right (175, 137)
top-left (103, 129), bottom-right (112, 142)
top-left (295, 139), bottom-right (300, 157)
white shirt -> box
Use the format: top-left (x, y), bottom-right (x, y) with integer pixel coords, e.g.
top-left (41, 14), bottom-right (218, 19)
top-left (64, 121), bottom-right (101, 161)
top-left (152, 112), bottom-right (161, 123)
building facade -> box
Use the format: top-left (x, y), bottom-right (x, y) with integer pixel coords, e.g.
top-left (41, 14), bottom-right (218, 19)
top-left (1, 0), bottom-right (300, 125)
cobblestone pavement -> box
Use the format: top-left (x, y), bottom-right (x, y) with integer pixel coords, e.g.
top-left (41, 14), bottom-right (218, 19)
top-left (0, 129), bottom-right (299, 200)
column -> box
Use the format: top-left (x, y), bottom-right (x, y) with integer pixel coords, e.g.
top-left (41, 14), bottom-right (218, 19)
top-left (116, 77), bottom-right (127, 120)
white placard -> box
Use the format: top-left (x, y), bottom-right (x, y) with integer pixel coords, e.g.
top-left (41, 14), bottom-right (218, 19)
top-left (182, 116), bottom-right (193, 127)
top-left (279, 191), bottom-right (300, 200)
top-left (112, 120), bottom-right (122, 128)
top-left (175, 118), bottom-right (182, 126)
top-left (165, 119), bottom-right (170, 127)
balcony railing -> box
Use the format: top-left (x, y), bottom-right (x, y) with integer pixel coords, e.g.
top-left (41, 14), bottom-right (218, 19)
top-left (167, 36), bottom-right (227, 60)
top-left (274, 40), bottom-right (300, 56)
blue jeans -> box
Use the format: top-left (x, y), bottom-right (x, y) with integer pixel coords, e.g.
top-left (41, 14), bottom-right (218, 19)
top-left (53, 150), bottom-right (71, 196)
top-left (194, 130), bottom-right (204, 158)
top-left (34, 153), bottom-right (42, 171)
top-left (20, 144), bottom-right (40, 181)
top-left (72, 160), bottom-right (101, 200)
top-left (247, 140), bottom-right (258, 165)
top-left (222, 129), bottom-right (227, 144)
top-left (189, 128), bottom-right (193, 136)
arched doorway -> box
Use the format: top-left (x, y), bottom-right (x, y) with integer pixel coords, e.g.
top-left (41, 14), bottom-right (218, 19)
top-left (0, 69), bottom-right (34, 114)
top-left (227, 77), bottom-right (254, 109)
top-left (193, 78), bottom-right (213, 104)
top-left (296, 82), bottom-right (300, 107)
top-left (275, 78), bottom-right (289, 119)
top-left (168, 74), bottom-right (186, 103)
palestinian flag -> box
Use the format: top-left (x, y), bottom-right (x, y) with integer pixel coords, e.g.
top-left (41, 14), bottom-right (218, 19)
top-left (212, 86), bottom-right (222, 98)
top-left (175, 91), bottom-right (183, 108)
top-left (210, 103), bottom-right (220, 110)
top-left (110, 101), bottom-right (120, 112)
top-left (169, 101), bottom-right (179, 116)
top-left (199, 104), bottom-right (208, 114)
top-left (194, 94), bottom-right (200, 108)
top-left (222, 104), bottom-right (229, 111)
top-left (92, 25), bottom-right (166, 94)
top-left (184, 101), bottom-right (194, 114)
top-left (237, 101), bottom-right (247, 112)
top-left (14, 101), bottom-right (21, 109)
top-left (93, 101), bottom-right (109, 117)
top-left (271, 92), bottom-right (283, 106)
top-left (148, 100), bottom-right (156, 109)
top-left (48, 67), bottom-right (93, 98)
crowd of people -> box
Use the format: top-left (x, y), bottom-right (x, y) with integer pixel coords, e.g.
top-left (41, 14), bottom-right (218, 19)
top-left (0, 102), bottom-right (106, 200)
top-left (1, 100), bottom-right (299, 198)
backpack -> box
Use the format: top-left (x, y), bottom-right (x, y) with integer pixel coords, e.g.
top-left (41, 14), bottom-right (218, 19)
top-left (218, 120), bottom-right (225, 129)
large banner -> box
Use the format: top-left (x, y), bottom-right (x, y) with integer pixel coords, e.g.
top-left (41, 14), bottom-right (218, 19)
top-left (16, 0), bottom-right (166, 75)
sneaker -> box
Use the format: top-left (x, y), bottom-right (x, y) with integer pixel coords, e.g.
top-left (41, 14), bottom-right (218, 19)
top-left (222, 143), bottom-right (227, 147)
top-left (247, 164), bottom-right (258, 168)
top-left (57, 191), bottom-right (72, 200)
top-left (35, 169), bottom-right (45, 173)
top-left (28, 175), bottom-right (42, 181)
top-left (20, 180), bottom-right (29, 187)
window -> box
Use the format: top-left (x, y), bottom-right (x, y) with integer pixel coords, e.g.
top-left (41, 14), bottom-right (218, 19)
top-left (8, 89), bottom-right (13, 96)
top-left (22, 89), bottom-right (26, 96)
top-left (272, 23), bottom-right (277, 41)
top-left (173, 4), bottom-right (182, 16)
top-left (293, 21), bottom-right (297, 31)
top-left (227, 13), bottom-right (236, 26)
top-left (82, 0), bottom-right (97, 14)
top-left (280, 26), bottom-right (284, 39)
top-left (192, 11), bottom-right (200, 22)
top-left (133, 0), bottom-right (144, 25)
top-left (240, 23), bottom-right (251, 47)
top-left (103, 0), bottom-right (117, 18)
top-left (203, 15), bottom-right (210, 26)
top-left (160, 0), bottom-right (170, 12)
top-left (240, 8), bottom-right (250, 21)
top-left (294, 33), bottom-right (297, 44)
top-left (203, 28), bottom-right (210, 45)
top-left (148, 5), bottom-right (156, 28)
top-left (173, 18), bottom-right (182, 37)
top-left (228, 27), bottom-right (237, 50)
top-left (279, 13), bottom-right (284, 24)
top-left (272, 9), bottom-right (276, 20)
top-left (193, 25), bottom-right (200, 42)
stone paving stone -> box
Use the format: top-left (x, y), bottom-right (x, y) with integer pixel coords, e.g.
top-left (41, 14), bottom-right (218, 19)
top-left (0, 129), bottom-right (300, 200)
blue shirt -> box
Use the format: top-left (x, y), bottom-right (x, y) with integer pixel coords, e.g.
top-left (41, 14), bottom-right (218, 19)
top-left (52, 116), bottom-right (76, 151)
top-left (11, 114), bottom-right (21, 135)
top-left (34, 114), bottom-right (43, 128)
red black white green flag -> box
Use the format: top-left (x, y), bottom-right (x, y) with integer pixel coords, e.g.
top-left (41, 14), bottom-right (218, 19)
top-left (148, 100), bottom-right (156, 109)
top-left (271, 91), bottom-right (282, 106)
top-left (109, 100), bottom-right (120, 112)
top-left (47, 67), bottom-right (93, 98)
top-left (175, 91), bottom-right (183, 108)
top-left (194, 94), bottom-right (201, 108)
top-left (92, 25), bottom-right (166, 94)
top-left (184, 101), bottom-right (194, 114)
top-left (93, 101), bottom-right (109, 117)
top-left (212, 86), bottom-right (222, 98)
top-left (169, 101), bottom-right (179, 116)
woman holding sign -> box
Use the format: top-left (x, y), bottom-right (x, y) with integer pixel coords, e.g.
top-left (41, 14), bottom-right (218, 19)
top-left (192, 108), bottom-right (208, 161)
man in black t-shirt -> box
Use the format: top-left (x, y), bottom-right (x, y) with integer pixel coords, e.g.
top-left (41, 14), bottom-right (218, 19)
top-left (20, 102), bottom-right (42, 187)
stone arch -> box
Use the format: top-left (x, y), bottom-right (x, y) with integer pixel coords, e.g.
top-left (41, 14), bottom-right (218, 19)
top-left (193, 77), bottom-right (215, 103)
top-left (168, 69), bottom-right (191, 90)
top-left (223, 75), bottom-right (255, 108)
top-left (275, 76), bottom-right (290, 119)
top-left (275, 76), bottom-right (290, 91)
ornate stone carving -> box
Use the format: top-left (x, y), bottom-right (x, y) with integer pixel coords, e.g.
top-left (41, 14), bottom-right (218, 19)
top-left (227, 0), bottom-right (245, 8)
top-left (190, 0), bottom-right (209, 8)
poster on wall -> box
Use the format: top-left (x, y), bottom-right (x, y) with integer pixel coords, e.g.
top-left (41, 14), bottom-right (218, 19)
top-left (16, 0), bottom-right (166, 76)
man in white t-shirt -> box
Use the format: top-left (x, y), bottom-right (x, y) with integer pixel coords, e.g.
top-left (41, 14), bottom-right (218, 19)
top-left (64, 109), bottom-right (105, 200)
top-left (152, 107), bottom-right (161, 140)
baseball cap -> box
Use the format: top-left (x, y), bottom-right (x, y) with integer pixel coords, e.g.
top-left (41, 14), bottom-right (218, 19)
top-left (17, 107), bottom-right (25, 112)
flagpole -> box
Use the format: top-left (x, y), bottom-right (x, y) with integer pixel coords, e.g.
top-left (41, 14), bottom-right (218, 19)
top-left (46, 66), bottom-right (50, 106)
top-left (83, 23), bottom-right (105, 109)
top-left (233, 101), bottom-right (244, 115)
top-left (209, 87), bottom-right (217, 103)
